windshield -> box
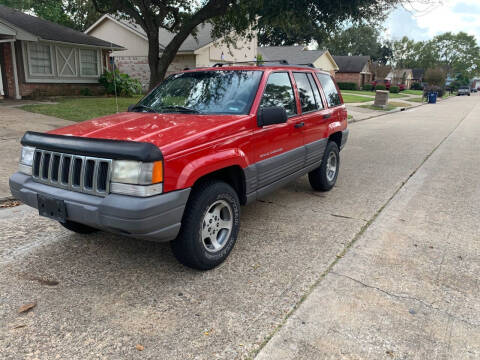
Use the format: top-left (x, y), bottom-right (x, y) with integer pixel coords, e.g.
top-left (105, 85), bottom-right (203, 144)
top-left (134, 70), bottom-right (263, 115)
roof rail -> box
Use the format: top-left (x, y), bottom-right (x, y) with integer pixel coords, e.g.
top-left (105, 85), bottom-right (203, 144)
top-left (295, 63), bottom-right (315, 68)
top-left (212, 59), bottom-right (289, 67)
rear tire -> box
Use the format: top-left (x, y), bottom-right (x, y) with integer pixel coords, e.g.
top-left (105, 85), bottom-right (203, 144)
top-left (308, 141), bottom-right (340, 191)
top-left (60, 220), bottom-right (98, 234)
top-left (171, 180), bottom-right (240, 270)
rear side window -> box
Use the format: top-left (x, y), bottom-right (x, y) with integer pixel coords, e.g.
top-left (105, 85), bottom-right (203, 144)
top-left (317, 73), bottom-right (342, 107)
top-left (260, 72), bottom-right (297, 116)
top-left (293, 72), bottom-right (317, 113)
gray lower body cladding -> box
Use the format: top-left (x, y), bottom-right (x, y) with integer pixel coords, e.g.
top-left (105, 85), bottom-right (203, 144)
top-left (245, 130), bottom-right (348, 203)
top-left (10, 172), bottom-right (190, 242)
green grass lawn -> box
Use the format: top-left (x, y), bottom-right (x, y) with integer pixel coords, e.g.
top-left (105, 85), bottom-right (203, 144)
top-left (21, 96), bottom-right (143, 122)
top-left (402, 90), bottom-right (423, 96)
top-left (359, 104), bottom-right (397, 111)
top-left (342, 90), bottom-right (409, 99)
top-left (408, 97), bottom-right (425, 103)
top-left (341, 94), bottom-right (374, 103)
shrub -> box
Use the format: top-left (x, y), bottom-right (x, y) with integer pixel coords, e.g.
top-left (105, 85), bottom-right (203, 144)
top-left (80, 88), bottom-right (93, 96)
top-left (99, 69), bottom-right (142, 97)
top-left (424, 67), bottom-right (447, 87)
top-left (363, 84), bottom-right (373, 91)
top-left (411, 82), bottom-right (423, 90)
top-left (375, 84), bottom-right (386, 91)
top-left (390, 86), bottom-right (400, 93)
top-left (337, 82), bottom-right (358, 90)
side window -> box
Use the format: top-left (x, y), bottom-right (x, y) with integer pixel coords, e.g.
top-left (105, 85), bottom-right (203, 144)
top-left (260, 72), bottom-right (296, 116)
top-left (317, 73), bottom-right (341, 107)
top-left (307, 73), bottom-right (324, 110)
top-left (293, 72), bottom-right (317, 113)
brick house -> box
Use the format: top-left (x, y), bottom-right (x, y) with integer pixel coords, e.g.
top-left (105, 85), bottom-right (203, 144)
top-left (386, 69), bottom-right (414, 89)
top-left (332, 56), bottom-right (372, 89)
top-left (0, 5), bottom-right (123, 99)
top-left (85, 15), bottom-right (258, 90)
top-left (257, 46), bottom-right (339, 75)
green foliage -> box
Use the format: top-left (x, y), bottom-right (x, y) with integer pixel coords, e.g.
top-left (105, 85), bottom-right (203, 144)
top-left (389, 86), bottom-right (399, 93)
top-left (317, 23), bottom-right (391, 63)
top-left (375, 85), bottom-right (386, 90)
top-left (411, 82), bottom-right (423, 90)
top-left (337, 82), bottom-right (358, 90)
top-left (80, 88), bottom-right (93, 96)
top-left (99, 70), bottom-right (142, 97)
top-left (424, 67), bottom-right (447, 87)
top-left (389, 32), bottom-right (480, 79)
top-left (363, 84), bottom-right (373, 91)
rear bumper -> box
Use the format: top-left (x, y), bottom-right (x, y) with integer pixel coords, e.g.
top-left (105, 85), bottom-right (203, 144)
top-left (9, 172), bottom-right (190, 242)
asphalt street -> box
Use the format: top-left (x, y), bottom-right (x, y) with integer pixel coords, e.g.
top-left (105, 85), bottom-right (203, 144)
top-left (1, 95), bottom-right (478, 359)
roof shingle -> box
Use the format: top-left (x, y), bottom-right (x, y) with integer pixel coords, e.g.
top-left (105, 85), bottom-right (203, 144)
top-left (257, 46), bottom-right (327, 65)
top-left (333, 56), bottom-right (370, 73)
top-left (0, 5), bottom-right (122, 49)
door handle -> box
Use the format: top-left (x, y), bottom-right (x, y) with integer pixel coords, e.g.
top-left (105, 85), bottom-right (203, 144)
top-left (323, 114), bottom-right (331, 119)
top-left (294, 122), bottom-right (305, 128)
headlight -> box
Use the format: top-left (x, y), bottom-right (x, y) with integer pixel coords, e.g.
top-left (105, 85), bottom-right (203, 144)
top-left (20, 146), bottom-right (35, 166)
top-left (110, 160), bottom-right (163, 197)
top-left (111, 160), bottom-right (163, 185)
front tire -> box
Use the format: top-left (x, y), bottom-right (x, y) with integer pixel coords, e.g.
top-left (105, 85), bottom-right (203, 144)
top-left (308, 141), bottom-right (340, 191)
top-left (171, 180), bottom-right (240, 270)
top-left (60, 220), bottom-right (98, 234)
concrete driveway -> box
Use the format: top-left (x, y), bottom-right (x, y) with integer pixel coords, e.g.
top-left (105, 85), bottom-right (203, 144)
top-left (0, 105), bottom-right (73, 199)
top-left (0, 95), bottom-right (479, 359)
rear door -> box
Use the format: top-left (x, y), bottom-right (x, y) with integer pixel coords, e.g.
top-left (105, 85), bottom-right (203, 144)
top-left (251, 71), bottom-right (304, 190)
top-left (316, 73), bottom-right (347, 126)
top-left (292, 71), bottom-right (330, 167)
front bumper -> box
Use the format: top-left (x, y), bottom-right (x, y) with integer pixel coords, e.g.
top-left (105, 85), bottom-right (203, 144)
top-left (9, 172), bottom-right (190, 242)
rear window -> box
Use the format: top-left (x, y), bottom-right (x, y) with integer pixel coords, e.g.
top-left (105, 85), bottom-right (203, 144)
top-left (317, 73), bottom-right (342, 107)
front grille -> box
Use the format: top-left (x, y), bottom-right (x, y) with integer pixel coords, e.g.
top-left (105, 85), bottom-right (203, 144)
top-left (32, 149), bottom-right (112, 197)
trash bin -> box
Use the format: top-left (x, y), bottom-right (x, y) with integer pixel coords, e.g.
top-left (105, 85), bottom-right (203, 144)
top-left (428, 92), bottom-right (438, 104)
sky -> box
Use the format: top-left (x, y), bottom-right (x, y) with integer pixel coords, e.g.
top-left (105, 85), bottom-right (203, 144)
top-left (385, 0), bottom-right (480, 42)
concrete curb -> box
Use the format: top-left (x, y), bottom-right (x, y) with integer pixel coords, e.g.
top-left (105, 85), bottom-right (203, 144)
top-left (348, 95), bottom-right (456, 124)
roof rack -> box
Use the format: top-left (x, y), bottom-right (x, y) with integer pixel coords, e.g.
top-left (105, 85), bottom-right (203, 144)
top-left (212, 59), bottom-right (289, 67)
top-left (295, 63), bottom-right (315, 68)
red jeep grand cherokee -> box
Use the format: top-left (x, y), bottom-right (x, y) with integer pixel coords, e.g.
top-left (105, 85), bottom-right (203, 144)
top-left (10, 64), bottom-right (348, 270)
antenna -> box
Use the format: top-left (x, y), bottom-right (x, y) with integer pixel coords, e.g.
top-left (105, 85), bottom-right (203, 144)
top-left (110, 42), bottom-right (119, 113)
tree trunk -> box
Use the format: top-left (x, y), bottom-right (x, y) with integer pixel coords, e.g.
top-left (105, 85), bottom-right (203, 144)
top-left (147, 31), bottom-right (161, 89)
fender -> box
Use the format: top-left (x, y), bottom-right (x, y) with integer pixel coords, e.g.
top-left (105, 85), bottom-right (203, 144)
top-left (175, 149), bottom-right (249, 189)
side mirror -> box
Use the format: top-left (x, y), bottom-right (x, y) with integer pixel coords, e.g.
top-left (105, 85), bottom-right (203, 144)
top-left (257, 106), bottom-right (288, 127)
top-left (127, 104), bottom-right (135, 112)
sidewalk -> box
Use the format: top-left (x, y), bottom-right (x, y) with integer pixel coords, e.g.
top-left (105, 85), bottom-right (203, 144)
top-left (256, 98), bottom-right (480, 358)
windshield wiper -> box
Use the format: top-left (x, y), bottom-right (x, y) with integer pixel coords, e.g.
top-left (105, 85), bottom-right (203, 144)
top-left (130, 104), bottom-right (157, 113)
top-left (157, 105), bottom-right (202, 114)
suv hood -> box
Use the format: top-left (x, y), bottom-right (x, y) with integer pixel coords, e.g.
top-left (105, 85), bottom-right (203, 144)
top-left (49, 112), bottom-right (253, 156)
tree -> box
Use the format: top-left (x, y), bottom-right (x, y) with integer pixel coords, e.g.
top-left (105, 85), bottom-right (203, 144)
top-left (431, 32), bottom-right (480, 78)
top-left (317, 23), bottom-right (392, 63)
top-left (0, 0), bottom-right (101, 31)
top-left (424, 67), bottom-right (446, 87)
top-left (92, 0), bottom-right (404, 89)
top-left (388, 32), bottom-right (480, 79)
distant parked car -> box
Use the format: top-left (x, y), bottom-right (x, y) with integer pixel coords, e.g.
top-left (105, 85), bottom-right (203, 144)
top-left (458, 86), bottom-right (471, 96)
top-left (399, 84), bottom-right (406, 91)
top-left (470, 87), bottom-right (477, 93)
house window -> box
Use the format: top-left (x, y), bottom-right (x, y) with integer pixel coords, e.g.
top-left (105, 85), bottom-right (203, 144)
top-left (28, 43), bottom-right (52, 75)
top-left (80, 49), bottom-right (98, 76)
